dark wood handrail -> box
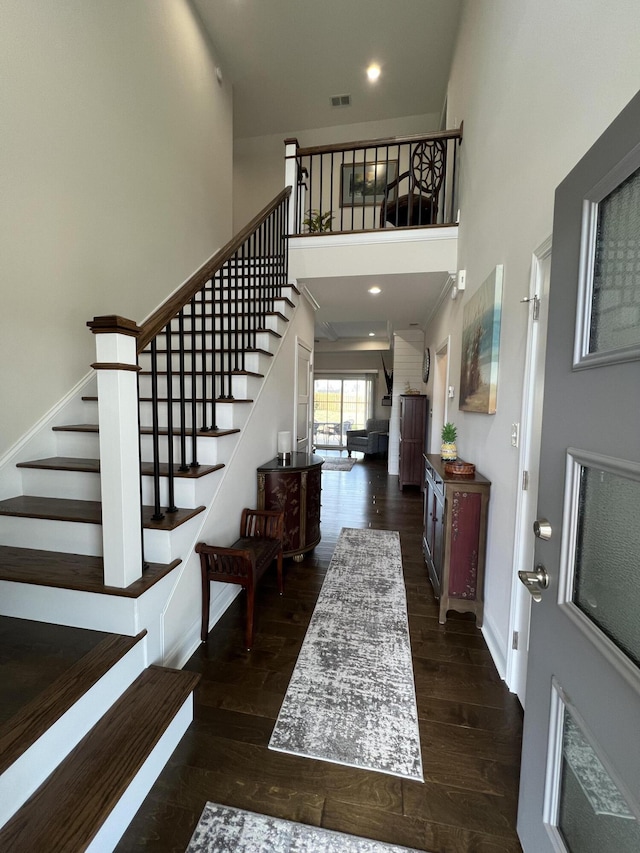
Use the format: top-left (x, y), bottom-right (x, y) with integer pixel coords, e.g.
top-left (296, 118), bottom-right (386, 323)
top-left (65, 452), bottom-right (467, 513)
top-left (295, 125), bottom-right (463, 158)
top-left (138, 187), bottom-right (292, 352)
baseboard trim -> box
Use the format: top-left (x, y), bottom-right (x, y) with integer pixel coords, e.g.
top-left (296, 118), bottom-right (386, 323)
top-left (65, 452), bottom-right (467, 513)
top-left (481, 610), bottom-right (507, 682)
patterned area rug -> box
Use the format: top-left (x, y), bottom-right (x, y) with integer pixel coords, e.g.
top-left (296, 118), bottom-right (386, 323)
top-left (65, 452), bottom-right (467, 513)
top-left (186, 803), bottom-right (426, 852)
top-left (269, 527), bottom-right (423, 781)
top-left (321, 456), bottom-right (356, 471)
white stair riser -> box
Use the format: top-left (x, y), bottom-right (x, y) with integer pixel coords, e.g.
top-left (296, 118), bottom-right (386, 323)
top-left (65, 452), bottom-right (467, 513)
top-left (0, 512), bottom-right (200, 562)
top-left (167, 313), bottom-right (289, 337)
top-left (137, 400), bottom-right (250, 431)
top-left (0, 515), bottom-right (102, 556)
top-left (137, 350), bottom-right (270, 375)
top-left (153, 330), bottom-right (277, 352)
top-left (140, 472), bottom-right (212, 509)
top-left (20, 464), bottom-right (220, 509)
top-left (180, 295), bottom-right (293, 316)
top-left (0, 638), bottom-right (147, 827)
top-left (87, 697), bottom-right (194, 853)
top-left (55, 430), bottom-right (100, 459)
top-left (20, 468), bottom-right (102, 502)
top-left (142, 518), bottom-right (199, 564)
top-left (138, 372), bottom-right (260, 400)
top-left (138, 430), bottom-right (238, 466)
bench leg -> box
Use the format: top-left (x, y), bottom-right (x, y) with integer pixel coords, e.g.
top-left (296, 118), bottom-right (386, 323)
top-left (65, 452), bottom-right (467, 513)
top-left (201, 568), bottom-right (210, 642)
top-left (245, 585), bottom-right (255, 650)
top-left (277, 553), bottom-right (284, 595)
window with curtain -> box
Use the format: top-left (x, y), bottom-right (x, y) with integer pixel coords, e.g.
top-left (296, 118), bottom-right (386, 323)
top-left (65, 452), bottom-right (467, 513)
top-left (313, 375), bottom-right (374, 449)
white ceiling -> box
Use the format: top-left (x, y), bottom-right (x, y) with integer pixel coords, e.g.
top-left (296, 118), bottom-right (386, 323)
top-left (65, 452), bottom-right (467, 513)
top-left (193, 0), bottom-right (462, 348)
top-left (305, 272), bottom-right (451, 345)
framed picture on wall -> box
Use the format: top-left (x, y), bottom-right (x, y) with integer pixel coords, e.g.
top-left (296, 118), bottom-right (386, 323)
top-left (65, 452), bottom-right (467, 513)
top-left (340, 160), bottom-right (398, 207)
top-left (459, 265), bottom-right (504, 414)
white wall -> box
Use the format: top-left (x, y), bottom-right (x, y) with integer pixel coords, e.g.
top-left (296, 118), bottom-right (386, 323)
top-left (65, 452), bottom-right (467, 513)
top-left (0, 0), bottom-right (233, 457)
top-left (388, 330), bottom-right (425, 475)
top-left (426, 0), bottom-right (640, 676)
top-left (234, 112), bottom-right (441, 232)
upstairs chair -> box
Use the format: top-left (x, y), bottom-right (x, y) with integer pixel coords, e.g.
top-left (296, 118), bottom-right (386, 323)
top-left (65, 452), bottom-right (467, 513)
top-left (346, 418), bottom-right (390, 458)
top-left (196, 508), bottom-right (285, 650)
top-left (379, 139), bottom-right (446, 228)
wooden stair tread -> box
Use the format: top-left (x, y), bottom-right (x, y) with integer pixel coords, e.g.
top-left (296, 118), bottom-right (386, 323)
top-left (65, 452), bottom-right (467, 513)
top-left (0, 630), bottom-right (146, 774)
top-left (139, 369), bottom-right (264, 379)
top-left (52, 423), bottom-right (240, 438)
top-left (139, 347), bottom-right (273, 357)
top-left (82, 394), bottom-right (255, 405)
top-left (0, 665), bottom-right (200, 852)
top-left (17, 456), bottom-right (100, 474)
top-left (0, 496), bottom-right (205, 530)
top-left (16, 456), bottom-right (224, 479)
top-left (0, 545), bottom-right (180, 596)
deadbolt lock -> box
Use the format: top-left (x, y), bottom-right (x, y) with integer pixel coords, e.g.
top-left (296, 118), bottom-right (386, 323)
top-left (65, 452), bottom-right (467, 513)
top-left (533, 518), bottom-right (552, 540)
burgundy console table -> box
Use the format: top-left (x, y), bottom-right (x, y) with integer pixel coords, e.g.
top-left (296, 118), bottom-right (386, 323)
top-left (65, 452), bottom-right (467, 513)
top-left (257, 452), bottom-right (323, 561)
top-left (422, 453), bottom-right (491, 626)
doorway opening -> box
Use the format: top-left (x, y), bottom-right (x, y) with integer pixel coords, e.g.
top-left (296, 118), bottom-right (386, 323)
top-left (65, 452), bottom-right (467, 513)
top-left (313, 376), bottom-right (373, 451)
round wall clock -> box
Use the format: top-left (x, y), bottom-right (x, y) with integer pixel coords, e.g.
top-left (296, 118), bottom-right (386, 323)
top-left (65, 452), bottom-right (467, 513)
top-left (422, 347), bottom-right (431, 383)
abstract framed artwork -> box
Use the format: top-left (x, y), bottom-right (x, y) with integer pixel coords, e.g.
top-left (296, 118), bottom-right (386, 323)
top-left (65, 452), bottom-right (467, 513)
top-left (459, 265), bottom-right (504, 414)
top-left (340, 160), bottom-right (398, 207)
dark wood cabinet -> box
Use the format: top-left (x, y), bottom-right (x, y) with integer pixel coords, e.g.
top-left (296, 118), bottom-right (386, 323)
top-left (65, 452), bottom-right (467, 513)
top-left (257, 452), bottom-right (323, 561)
top-left (422, 453), bottom-right (490, 626)
top-left (398, 395), bottom-right (428, 489)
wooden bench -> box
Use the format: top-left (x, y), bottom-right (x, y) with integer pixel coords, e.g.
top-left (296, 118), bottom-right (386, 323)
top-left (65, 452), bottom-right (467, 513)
top-left (196, 508), bottom-right (285, 650)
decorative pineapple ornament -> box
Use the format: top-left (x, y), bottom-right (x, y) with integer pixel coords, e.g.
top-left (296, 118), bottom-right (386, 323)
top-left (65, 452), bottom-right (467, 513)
top-left (440, 422), bottom-right (457, 461)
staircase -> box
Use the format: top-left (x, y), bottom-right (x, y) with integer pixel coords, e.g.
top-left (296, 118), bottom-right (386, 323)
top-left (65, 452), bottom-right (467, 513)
top-left (0, 190), bottom-right (300, 847)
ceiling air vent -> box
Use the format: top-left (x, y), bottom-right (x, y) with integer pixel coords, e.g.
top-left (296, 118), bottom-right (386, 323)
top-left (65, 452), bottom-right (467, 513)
top-left (330, 94), bottom-right (351, 108)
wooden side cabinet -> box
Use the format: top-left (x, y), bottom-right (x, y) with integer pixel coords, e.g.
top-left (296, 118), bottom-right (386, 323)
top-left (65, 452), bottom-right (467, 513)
top-left (257, 452), bottom-right (323, 561)
top-left (422, 453), bottom-right (490, 626)
top-left (398, 394), bottom-right (428, 489)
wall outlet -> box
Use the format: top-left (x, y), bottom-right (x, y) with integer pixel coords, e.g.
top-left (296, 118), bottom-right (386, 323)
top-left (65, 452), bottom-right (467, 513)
top-left (458, 269), bottom-right (466, 291)
top-left (511, 422), bottom-right (520, 448)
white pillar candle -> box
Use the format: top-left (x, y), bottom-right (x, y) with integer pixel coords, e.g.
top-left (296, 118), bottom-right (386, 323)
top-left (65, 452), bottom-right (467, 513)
top-left (277, 431), bottom-right (292, 454)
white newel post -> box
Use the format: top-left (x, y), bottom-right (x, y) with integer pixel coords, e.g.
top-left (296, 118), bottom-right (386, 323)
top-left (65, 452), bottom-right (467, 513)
top-left (88, 315), bottom-right (143, 587)
top-left (284, 137), bottom-right (301, 235)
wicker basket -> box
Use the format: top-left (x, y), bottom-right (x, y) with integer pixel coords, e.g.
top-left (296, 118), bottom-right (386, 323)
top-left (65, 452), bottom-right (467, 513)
top-left (444, 460), bottom-right (476, 478)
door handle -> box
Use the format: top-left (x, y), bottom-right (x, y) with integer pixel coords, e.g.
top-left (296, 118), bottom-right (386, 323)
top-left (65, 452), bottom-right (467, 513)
top-left (518, 565), bottom-right (549, 603)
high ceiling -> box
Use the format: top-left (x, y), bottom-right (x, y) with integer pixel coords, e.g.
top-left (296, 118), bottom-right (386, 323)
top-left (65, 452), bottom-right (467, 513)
top-left (193, 0), bottom-right (463, 347)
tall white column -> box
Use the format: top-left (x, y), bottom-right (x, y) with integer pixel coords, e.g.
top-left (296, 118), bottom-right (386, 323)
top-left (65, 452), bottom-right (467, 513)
top-left (88, 315), bottom-right (143, 587)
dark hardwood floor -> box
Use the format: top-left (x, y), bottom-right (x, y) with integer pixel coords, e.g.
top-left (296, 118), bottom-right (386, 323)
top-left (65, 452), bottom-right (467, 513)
top-left (117, 454), bottom-right (524, 853)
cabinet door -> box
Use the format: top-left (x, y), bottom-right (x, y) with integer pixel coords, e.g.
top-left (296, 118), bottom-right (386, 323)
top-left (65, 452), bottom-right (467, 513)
top-left (304, 467), bottom-right (322, 547)
top-left (432, 490), bottom-right (445, 589)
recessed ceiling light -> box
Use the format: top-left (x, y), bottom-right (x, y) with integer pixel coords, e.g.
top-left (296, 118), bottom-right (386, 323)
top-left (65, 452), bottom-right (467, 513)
top-left (369, 332), bottom-right (376, 337)
top-left (368, 286), bottom-right (381, 294)
top-left (367, 64), bottom-right (381, 82)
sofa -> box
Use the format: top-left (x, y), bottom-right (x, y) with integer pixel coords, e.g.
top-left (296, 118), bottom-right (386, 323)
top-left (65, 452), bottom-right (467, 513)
top-left (346, 418), bottom-right (390, 457)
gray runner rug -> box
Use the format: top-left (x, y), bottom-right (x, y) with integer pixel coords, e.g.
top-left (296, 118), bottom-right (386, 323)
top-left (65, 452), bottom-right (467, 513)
top-left (186, 803), bottom-right (426, 852)
top-left (269, 527), bottom-right (423, 781)
top-left (321, 456), bottom-right (356, 471)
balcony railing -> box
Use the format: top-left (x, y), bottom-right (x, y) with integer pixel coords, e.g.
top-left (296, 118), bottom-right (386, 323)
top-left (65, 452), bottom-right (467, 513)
top-left (285, 126), bottom-right (462, 236)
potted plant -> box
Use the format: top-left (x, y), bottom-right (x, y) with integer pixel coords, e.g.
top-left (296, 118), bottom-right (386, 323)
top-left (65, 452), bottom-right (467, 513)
top-left (441, 422), bottom-right (457, 461)
top-left (303, 209), bottom-right (333, 233)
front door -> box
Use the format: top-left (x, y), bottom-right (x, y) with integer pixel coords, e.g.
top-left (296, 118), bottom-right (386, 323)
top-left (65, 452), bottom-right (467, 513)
top-left (517, 92), bottom-right (640, 850)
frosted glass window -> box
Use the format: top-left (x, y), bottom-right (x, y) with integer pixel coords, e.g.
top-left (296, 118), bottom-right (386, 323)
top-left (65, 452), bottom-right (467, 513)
top-left (589, 166), bottom-right (640, 354)
top-left (558, 709), bottom-right (639, 852)
top-left (574, 465), bottom-right (640, 668)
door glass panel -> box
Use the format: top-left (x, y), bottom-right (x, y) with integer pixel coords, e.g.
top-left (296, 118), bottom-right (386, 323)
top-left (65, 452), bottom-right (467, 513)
top-left (313, 377), bottom-right (372, 449)
top-left (590, 165), bottom-right (640, 354)
top-left (574, 464), bottom-right (640, 668)
top-left (558, 709), bottom-right (639, 852)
